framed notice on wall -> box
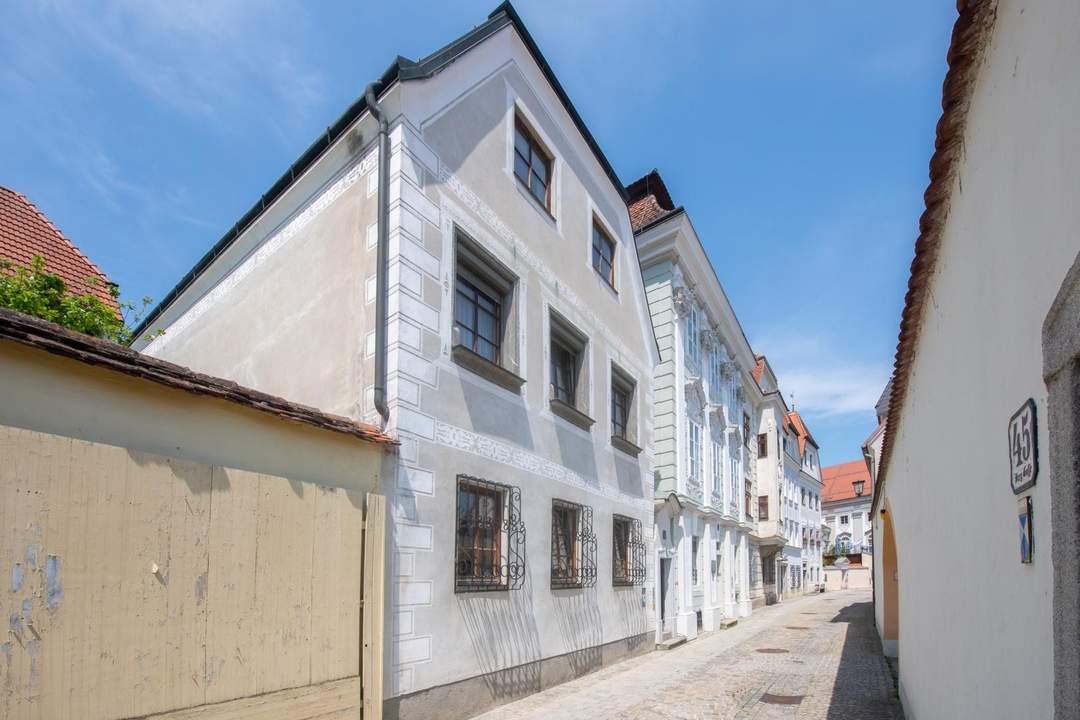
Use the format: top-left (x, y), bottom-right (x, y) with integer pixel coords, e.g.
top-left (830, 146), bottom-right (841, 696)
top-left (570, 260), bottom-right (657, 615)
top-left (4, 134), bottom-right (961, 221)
top-left (1008, 399), bottom-right (1038, 494)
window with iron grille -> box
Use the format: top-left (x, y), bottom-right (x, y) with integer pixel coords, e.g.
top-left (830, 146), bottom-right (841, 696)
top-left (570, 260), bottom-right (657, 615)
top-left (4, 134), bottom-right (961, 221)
top-left (591, 221), bottom-right (615, 288)
top-left (455, 475), bottom-right (526, 592)
top-left (758, 495), bottom-right (769, 521)
top-left (514, 117), bottom-right (552, 210)
top-left (613, 515), bottom-right (647, 586)
top-left (551, 500), bottom-right (596, 588)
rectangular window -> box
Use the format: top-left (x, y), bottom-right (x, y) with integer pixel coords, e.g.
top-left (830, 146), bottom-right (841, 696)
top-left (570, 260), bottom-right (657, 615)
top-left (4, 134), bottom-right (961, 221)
top-left (758, 495), bottom-right (769, 521)
top-left (840, 515), bottom-right (849, 525)
top-left (743, 412), bottom-right (751, 447)
top-left (757, 433), bottom-right (768, 458)
top-left (613, 515), bottom-right (646, 586)
top-left (711, 440), bottom-right (723, 502)
top-left (454, 476), bottom-right (525, 592)
top-left (551, 339), bottom-right (577, 404)
top-left (688, 421), bottom-right (702, 483)
top-left (452, 232), bottom-right (522, 390)
top-left (686, 306), bottom-right (700, 364)
top-left (550, 500), bottom-right (595, 588)
top-left (549, 311), bottom-right (590, 426)
top-left (514, 117), bottom-right (552, 210)
top-left (745, 479), bottom-right (753, 518)
top-left (591, 221), bottom-right (615, 288)
top-left (454, 275), bottom-right (501, 363)
top-left (692, 536), bottom-right (700, 586)
top-left (611, 382), bottom-right (629, 439)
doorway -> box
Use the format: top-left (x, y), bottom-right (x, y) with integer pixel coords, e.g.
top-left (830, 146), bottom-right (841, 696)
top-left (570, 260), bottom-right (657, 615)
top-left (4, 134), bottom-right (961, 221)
top-left (659, 558), bottom-right (671, 638)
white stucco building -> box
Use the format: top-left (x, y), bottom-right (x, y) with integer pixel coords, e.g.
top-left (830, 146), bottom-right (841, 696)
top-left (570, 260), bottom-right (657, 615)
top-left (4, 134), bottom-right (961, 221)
top-left (133, 5), bottom-right (660, 718)
top-left (822, 460), bottom-right (872, 556)
top-left (629, 171), bottom-right (757, 641)
top-left (871, 1), bottom-right (1080, 718)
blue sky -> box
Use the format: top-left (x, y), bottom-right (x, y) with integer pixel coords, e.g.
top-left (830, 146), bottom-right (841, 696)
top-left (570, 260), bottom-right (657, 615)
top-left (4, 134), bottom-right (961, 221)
top-left (0, 1), bottom-right (956, 466)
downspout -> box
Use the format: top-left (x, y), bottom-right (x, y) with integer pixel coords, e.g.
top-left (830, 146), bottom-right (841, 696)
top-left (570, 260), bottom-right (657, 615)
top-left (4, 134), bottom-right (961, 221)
top-left (365, 82), bottom-right (391, 423)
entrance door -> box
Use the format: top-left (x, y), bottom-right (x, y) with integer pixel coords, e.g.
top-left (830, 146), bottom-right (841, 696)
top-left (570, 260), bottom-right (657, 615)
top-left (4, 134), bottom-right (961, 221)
top-left (659, 558), bottom-right (671, 637)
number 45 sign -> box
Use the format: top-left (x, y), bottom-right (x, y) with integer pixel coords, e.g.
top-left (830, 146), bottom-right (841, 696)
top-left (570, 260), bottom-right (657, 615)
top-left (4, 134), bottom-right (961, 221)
top-left (1008, 399), bottom-right (1039, 495)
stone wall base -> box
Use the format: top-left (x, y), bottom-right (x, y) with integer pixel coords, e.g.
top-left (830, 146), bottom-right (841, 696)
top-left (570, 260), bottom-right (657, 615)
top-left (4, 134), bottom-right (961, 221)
top-left (384, 631), bottom-right (654, 720)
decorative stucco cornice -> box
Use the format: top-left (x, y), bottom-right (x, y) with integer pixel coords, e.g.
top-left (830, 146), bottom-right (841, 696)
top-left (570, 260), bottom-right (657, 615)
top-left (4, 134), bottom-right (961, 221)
top-left (874, 0), bottom-right (998, 517)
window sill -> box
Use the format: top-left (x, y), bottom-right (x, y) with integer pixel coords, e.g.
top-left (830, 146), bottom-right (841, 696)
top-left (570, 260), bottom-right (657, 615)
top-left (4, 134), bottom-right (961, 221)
top-left (550, 398), bottom-right (595, 431)
top-left (454, 581), bottom-right (510, 594)
top-left (611, 435), bottom-right (643, 458)
top-left (452, 344), bottom-right (526, 394)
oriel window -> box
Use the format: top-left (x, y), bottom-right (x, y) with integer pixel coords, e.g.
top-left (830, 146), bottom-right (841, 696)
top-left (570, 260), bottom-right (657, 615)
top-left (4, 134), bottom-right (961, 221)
top-left (514, 117), bottom-right (552, 210)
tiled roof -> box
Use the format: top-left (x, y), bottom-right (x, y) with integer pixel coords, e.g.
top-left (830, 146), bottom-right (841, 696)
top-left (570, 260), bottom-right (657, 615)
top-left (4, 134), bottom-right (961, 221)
top-left (0, 307), bottom-right (396, 446)
top-left (876, 0), bottom-right (996, 514)
top-left (627, 170), bottom-right (678, 232)
top-left (822, 460), bottom-right (872, 504)
top-left (0, 187), bottom-right (119, 314)
top-left (785, 410), bottom-right (818, 454)
top-left (752, 355), bottom-right (766, 384)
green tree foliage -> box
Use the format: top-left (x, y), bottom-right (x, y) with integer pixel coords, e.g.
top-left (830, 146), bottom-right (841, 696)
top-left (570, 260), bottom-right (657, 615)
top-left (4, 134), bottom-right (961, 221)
top-left (0, 256), bottom-right (155, 344)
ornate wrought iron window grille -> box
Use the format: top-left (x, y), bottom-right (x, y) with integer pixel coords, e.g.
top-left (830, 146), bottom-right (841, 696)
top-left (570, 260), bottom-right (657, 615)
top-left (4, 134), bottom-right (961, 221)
top-left (612, 515), bottom-right (647, 586)
top-left (455, 475), bottom-right (526, 593)
top-left (550, 500), bottom-right (596, 589)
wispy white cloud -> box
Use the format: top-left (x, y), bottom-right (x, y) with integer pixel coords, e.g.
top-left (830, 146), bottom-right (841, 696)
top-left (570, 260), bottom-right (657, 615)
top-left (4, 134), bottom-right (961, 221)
top-left (752, 332), bottom-right (890, 420)
top-left (28, 0), bottom-right (327, 139)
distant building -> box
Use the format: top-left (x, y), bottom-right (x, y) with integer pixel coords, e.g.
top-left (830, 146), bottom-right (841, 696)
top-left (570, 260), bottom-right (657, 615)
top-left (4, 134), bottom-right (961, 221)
top-left (0, 186), bottom-right (119, 316)
top-left (822, 460), bottom-right (872, 555)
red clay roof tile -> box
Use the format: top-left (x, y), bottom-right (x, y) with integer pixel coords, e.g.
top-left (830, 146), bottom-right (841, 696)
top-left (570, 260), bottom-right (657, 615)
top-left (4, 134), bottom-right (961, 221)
top-left (0, 187), bottom-right (119, 315)
top-left (821, 460), bottom-right (872, 504)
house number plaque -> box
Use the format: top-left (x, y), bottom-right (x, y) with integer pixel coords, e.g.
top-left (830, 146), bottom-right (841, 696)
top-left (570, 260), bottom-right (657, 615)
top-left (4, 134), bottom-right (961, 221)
top-left (1008, 398), bottom-right (1038, 495)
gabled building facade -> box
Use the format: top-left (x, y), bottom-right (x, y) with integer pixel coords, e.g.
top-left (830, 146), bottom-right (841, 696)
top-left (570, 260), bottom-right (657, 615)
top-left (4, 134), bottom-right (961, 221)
top-left (631, 171), bottom-right (758, 639)
top-left (787, 410), bottom-right (824, 592)
top-left (133, 5), bottom-right (659, 718)
top-left (822, 460), bottom-right (873, 555)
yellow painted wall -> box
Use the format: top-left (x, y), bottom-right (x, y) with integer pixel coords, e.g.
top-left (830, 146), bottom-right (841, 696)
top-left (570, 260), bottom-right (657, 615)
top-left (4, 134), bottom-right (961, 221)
top-left (0, 425), bottom-right (371, 720)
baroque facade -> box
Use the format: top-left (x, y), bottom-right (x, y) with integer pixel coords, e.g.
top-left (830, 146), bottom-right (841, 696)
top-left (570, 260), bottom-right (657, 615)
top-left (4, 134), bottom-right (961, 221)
top-left (631, 171), bottom-right (760, 640)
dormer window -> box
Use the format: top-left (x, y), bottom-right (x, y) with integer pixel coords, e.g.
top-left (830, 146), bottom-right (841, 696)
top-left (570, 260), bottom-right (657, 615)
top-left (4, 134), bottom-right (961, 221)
top-left (853, 480), bottom-right (865, 496)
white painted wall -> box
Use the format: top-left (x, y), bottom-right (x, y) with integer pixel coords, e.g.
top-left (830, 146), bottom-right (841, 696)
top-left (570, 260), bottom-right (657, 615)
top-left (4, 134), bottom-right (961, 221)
top-left (876, 1), bottom-right (1080, 717)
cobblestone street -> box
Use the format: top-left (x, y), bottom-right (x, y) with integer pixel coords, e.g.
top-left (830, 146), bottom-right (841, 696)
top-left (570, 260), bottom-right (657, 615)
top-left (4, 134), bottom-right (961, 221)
top-left (473, 589), bottom-right (902, 720)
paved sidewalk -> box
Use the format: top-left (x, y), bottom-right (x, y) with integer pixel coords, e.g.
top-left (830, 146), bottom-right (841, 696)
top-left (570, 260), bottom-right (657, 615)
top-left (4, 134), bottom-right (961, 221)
top-left (472, 589), bottom-right (903, 719)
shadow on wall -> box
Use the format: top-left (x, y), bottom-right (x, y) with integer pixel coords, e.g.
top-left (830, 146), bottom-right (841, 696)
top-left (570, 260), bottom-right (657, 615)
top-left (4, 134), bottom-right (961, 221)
top-left (826, 601), bottom-right (904, 720)
top-left (457, 573), bottom-right (543, 700)
top-left (614, 454), bottom-right (645, 498)
top-left (552, 587), bottom-right (603, 677)
top-left (461, 380), bottom-right (536, 451)
top-left (615, 586), bottom-right (650, 651)
top-left (553, 422), bottom-right (599, 485)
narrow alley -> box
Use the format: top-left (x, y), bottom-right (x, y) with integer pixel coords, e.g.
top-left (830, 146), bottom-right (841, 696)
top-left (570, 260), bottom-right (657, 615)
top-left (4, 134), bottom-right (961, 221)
top-left (473, 589), bottom-right (902, 720)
